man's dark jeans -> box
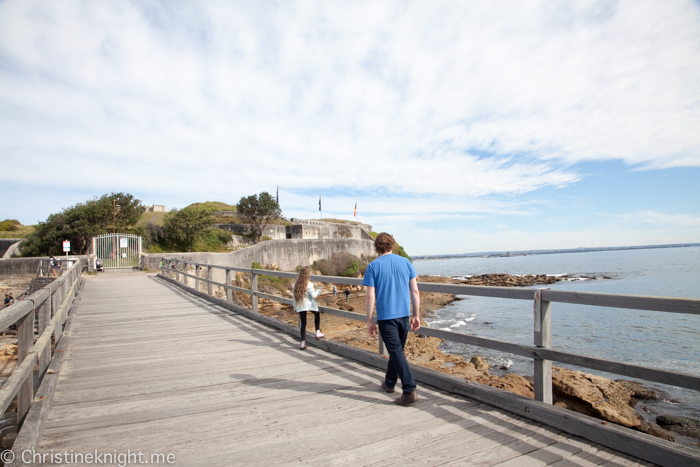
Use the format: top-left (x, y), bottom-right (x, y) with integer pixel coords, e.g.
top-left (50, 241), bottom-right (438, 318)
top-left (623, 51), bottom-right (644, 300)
top-left (378, 317), bottom-right (416, 394)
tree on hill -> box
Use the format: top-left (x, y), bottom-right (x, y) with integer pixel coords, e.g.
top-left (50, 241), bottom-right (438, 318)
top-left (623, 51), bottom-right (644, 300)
top-left (236, 192), bottom-right (282, 243)
top-left (162, 207), bottom-right (215, 252)
top-left (21, 192), bottom-right (144, 256)
top-left (337, 225), bottom-right (353, 238)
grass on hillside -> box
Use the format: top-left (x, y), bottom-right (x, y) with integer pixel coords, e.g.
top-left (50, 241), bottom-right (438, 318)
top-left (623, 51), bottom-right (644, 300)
top-left (0, 219), bottom-right (34, 238)
top-left (137, 211), bottom-right (168, 227)
top-left (146, 228), bottom-right (234, 253)
top-left (187, 201), bottom-right (238, 212)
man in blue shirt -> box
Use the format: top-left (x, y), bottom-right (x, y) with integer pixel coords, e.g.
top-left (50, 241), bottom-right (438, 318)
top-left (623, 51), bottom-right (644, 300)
top-left (363, 232), bottom-right (421, 405)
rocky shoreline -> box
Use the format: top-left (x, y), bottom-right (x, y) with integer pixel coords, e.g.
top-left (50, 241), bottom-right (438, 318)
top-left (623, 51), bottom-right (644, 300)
top-left (221, 271), bottom-right (698, 448)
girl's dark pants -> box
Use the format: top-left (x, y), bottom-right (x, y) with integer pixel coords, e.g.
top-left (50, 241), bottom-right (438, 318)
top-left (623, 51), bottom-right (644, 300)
top-left (298, 311), bottom-right (321, 341)
top-left (378, 316), bottom-right (416, 394)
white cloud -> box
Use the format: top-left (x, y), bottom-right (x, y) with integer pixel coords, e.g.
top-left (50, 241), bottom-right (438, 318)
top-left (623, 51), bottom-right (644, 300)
top-left (1, 1), bottom-right (699, 249)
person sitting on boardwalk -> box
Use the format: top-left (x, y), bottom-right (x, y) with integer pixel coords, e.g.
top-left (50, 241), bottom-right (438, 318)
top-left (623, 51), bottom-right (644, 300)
top-left (293, 266), bottom-right (324, 350)
top-left (363, 232), bottom-right (421, 406)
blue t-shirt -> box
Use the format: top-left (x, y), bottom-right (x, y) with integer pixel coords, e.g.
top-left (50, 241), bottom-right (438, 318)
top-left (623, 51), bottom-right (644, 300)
top-left (362, 253), bottom-right (417, 321)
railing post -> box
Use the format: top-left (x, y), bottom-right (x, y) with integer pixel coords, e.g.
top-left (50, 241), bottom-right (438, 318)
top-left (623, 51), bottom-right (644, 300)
top-left (226, 269), bottom-right (232, 303)
top-left (251, 270), bottom-right (258, 314)
top-left (38, 289), bottom-right (51, 376)
top-left (195, 264), bottom-right (200, 292)
top-left (52, 284), bottom-right (62, 343)
top-left (16, 306), bottom-right (35, 426)
top-left (207, 266), bottom-right (212, 295)
top-left (534, 289), bottom-right (553, 404)
top-left (174, 260), bottom-right (180, 282)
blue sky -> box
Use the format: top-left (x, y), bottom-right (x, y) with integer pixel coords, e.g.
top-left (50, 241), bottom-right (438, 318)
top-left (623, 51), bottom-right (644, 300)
top-left (1, 1), bottom-right (699, 256)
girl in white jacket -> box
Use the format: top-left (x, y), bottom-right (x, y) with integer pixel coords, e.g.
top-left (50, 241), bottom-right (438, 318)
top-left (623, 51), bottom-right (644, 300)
top-left (293, 266), bottom-right (324, 349)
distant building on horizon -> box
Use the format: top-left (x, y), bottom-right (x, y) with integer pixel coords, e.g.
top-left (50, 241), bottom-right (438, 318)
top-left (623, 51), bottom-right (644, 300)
top-left (145, 205), bottom-right (166, 212)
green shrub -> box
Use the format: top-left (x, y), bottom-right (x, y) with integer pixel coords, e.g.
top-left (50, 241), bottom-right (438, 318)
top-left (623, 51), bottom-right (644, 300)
top-left (316, 253), bottom-right (364, 277)
top-left (0, 219), bottom-right (20, 231)
top-left (252, 261), bottom-right (262, 269)
top-left (342, 260), bottom-right (359, 277)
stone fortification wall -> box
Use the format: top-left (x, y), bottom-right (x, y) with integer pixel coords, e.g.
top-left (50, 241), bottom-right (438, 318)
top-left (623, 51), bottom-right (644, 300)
top-left (287, 219), bottom-right (372, 240)
top-left (0, 239), bottom-right (22, 258)
top-left (215, 224), bottom-right (287, 240)
top-left (142, 238), bottom-right (375, 283)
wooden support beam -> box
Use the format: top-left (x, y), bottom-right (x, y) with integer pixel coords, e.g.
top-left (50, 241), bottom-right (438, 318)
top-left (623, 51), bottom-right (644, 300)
top-left (37, 289), bottom-right (51, 377)
top-left (225, 269), bottom-right (232, 303)
top-left (207, 266), bottom-right (213, 295)
top-left (251, 272), bottom-right (258, 314)
top-left (533, 289), bottom-right (552, 404)
top-left (16, 308), bottom-right (35, 425)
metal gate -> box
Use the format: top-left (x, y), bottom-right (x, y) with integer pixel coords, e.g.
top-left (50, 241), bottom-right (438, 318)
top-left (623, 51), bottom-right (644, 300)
top-left (92, 233), bottom-right (142, 269)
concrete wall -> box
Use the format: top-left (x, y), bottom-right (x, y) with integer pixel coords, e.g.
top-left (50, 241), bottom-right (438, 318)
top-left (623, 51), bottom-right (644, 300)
top-left (0, 255), bottom-right (93, 276)
top-left (142, 238), bottom-right (376, 283)
top-left (0, 239), bottom-right (22, 258)
top-left (286, 219), bottom-right (372, 240)
top-left (215, 224), bottom-right (287, 240)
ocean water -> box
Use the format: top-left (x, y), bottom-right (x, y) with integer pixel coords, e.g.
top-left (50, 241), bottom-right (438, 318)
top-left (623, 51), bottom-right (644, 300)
top-left (414, 247), bottom-right (700, 421)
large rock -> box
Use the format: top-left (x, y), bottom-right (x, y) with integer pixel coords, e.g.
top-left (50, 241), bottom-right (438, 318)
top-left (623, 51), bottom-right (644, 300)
top-left (551, 367), bottom-right (641, 428)
top-left (637, 422), bottom-right (675, 442)
top-left (615, 380), bottom-right (662, 401)
top-left (656, 415), bottom-right (700, 441)
top-left (470, 356), bottom-right (490, 374)
top-left (483, 374), bottom-right (534, 399)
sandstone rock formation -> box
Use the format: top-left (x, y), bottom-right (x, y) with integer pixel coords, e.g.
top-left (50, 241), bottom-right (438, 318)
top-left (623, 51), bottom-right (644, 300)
top-left (552, 367), bottom-right (641, 428)
top-left (459, 273), bottom-right (566, 287)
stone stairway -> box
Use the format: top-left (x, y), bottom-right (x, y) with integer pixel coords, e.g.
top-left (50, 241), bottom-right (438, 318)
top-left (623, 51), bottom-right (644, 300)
top-left (25, 277), bottom-right (57, 297)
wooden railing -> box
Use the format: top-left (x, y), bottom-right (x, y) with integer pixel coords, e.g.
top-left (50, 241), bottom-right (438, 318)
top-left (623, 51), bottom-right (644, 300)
top-left (0, 260), bottom-right (83, 426)
top-left (161, 258), bottom-right (700, 404)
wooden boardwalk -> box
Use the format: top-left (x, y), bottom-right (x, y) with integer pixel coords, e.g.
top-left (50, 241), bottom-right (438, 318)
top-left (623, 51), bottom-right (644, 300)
top-left (36, 271), bottom-right (654, 466)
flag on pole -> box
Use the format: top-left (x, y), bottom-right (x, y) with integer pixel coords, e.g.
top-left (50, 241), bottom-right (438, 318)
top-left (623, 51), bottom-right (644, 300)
top-left (319, 196), bottom-right (322, 211)
top-left (276, 185), bottom-right (279, 204)
top-left (354, 202), bottom-right (357, 218)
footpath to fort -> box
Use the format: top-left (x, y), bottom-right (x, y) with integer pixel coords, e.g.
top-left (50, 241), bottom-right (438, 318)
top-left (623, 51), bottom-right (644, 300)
top-left (36, 271), bottom-right (653, 466)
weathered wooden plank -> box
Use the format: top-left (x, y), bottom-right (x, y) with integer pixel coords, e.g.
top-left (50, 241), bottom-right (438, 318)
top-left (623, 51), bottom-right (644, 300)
top-left (16, 307), bottom-right (35, 425)
top-left (9, 315), bottom-right (76, 466)
top-left (533, 291), bottom-right (553, 404)
top-left (539, 347), bottom-right (700, 391)
top-left (418, 281), bottom-right (535, 300)
top-left (0, 301), bottom-right (33, 334)
top-left (0, 352), bottom-right (36, 414)
top-left (542, 289), bottom-right (700, 315)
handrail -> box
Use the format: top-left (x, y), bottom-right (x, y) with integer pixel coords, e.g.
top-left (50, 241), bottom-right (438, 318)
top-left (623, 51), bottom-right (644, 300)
top-left (0, 259), bottom-right (84, 426)
top-left (160, 258), bottom-right (700, 402)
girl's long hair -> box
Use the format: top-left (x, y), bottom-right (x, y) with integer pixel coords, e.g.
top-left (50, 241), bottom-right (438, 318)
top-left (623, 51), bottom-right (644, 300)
top-left (294, 266), bottom-right (311, 303)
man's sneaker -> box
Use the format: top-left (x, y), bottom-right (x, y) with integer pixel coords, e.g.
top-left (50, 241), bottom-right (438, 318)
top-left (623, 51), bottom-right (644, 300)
top-left (381, 381), bottom-right (395, 393)
top-left (300, 340), bottom-right (307, 350)
top-left (394, 391), bottom-right (418, 406)
top-left (316, 330), bottom-right (325, 338)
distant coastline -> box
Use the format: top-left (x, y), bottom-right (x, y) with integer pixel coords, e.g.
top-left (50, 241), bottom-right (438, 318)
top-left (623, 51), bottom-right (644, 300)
top-left (413, 242), bottom-right (700, 261)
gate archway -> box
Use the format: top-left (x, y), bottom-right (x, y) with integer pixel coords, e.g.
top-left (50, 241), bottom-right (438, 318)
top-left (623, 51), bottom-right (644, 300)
top-left (93, 233), bottom-right (142, 269)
